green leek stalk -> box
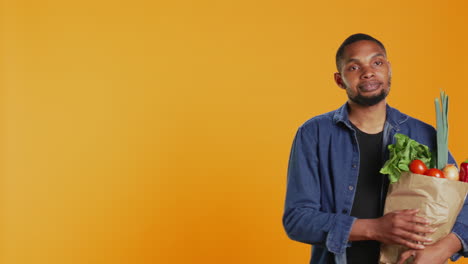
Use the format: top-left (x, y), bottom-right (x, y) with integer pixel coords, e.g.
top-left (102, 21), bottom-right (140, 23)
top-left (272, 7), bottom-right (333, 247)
top-left (435, 91), bottom-right (449, 170)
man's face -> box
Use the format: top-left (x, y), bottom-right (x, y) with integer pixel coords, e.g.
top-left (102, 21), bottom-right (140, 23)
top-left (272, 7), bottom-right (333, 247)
top-left (334, 40), bottom-right (392, 106)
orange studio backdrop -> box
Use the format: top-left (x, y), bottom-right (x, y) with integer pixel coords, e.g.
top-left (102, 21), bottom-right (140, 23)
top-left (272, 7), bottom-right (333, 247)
top-left (1, 0), bottom-right (468, 263)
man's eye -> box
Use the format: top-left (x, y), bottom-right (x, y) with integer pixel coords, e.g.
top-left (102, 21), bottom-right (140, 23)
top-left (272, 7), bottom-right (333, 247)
top-left (349, 66), bottom-right (359, 71)
top-left (374, 61), bottom-right (383, 66)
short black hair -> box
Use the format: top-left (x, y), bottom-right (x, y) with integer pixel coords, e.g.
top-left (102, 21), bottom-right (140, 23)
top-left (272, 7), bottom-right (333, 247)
top-left (335, 33), bottom-right (386, 72)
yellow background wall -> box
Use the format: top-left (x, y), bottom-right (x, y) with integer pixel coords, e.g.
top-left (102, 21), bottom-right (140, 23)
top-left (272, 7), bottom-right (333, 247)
top-left (2, 0), bottom-right (468, 263)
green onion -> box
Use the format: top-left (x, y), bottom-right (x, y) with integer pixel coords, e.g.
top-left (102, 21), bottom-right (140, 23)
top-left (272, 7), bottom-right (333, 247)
top-left (435, 91), bottom-right (449, 169)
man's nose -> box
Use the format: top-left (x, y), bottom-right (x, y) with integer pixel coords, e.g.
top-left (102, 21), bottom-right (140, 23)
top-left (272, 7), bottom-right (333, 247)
top-left (361, 67), bottom-right (375, 79)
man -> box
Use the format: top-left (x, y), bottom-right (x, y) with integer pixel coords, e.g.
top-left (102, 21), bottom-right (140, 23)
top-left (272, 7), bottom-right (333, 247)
top-left (282, 33), bottom-right (468, 264)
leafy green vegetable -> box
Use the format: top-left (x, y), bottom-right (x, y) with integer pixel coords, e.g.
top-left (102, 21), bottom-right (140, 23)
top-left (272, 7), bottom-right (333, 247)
top-left (380, 133), bottom-right (433, 183)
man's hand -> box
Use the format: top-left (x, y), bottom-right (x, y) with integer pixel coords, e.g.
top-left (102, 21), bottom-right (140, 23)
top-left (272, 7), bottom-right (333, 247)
top-left (397, 245), bottom-right (446, 264)
top-left (371, 209), bottom-right (435, 249)
top-left (397, 233), bottom-right (462, 264)
top-left (350, 209), bottom-right (435, 249)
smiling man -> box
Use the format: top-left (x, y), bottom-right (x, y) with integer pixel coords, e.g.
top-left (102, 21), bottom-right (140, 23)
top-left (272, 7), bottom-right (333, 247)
top-left (282, 33), bottom-right (468, 264)
top-left (335, 38), bottom-right (391, 109)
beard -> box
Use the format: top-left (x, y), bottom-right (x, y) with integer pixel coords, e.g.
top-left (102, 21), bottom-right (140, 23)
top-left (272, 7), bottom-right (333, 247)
top-left (348, 88), bottom-right (388, 106)
top-left (346, 78), bottom-right (391, 107)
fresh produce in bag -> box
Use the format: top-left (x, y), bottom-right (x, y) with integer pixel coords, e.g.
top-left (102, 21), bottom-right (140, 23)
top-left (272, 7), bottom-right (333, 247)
top-left (379, 91), bottom-right (468, 264)
top-left (460, 160), bottom-right (468, 182)
top-left (379, 134), bottom-right (432, 183)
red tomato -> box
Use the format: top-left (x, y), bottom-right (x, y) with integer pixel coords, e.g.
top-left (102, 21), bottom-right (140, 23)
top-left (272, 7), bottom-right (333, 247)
top-left (424, 168), bottom-right (445, 178)
top-left (409, 159), bottom-right (428, 175)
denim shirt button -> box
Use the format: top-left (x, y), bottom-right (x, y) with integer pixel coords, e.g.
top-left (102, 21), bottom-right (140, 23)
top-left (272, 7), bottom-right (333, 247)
top-left (342, 209), bottom-right (348, 214)
top-left (352, 164), bottom-right (357, 168)
top-left (348, 185), bottom-right (354, 191)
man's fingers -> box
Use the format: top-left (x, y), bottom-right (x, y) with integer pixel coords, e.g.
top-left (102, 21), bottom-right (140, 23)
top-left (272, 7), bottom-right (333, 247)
top-left (406, 224), bottom-right (436, 235)
top-left (401, 214), bottom-right (431, 225)
top-left (397, 250), bottom-right (416, 264)
top-left (394, 237), bottom-right (425, 250)
top-left (396, 229), bottom-right (433, 244)
top-left (394, 213), bottom-right (433, 236)
top-left (398, 221), bottom-right (435, 235)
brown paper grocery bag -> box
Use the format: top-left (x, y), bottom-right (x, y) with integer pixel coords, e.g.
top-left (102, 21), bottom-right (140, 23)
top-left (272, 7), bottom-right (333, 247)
top-left (379, 172), bottom-right (468, 264)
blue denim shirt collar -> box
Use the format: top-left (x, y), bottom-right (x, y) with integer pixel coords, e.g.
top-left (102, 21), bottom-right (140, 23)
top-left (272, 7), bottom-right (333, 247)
top-left (332, 102), bottom-right (408, 132)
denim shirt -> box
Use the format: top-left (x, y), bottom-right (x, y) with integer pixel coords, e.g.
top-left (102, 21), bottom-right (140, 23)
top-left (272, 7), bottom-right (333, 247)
top-left (283, 103), bottom-right (468, 264)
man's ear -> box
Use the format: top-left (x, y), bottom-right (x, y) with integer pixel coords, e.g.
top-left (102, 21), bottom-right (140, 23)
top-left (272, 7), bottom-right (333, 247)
top-left (334, 72), bottom-right (345, 89)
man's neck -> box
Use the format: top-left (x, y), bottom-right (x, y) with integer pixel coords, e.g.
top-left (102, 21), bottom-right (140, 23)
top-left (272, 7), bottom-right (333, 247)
top-left (348, 100), bottom-right (387, 134)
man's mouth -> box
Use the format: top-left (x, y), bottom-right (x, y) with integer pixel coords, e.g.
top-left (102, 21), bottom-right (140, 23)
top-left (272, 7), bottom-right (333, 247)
top-left (358, 82), bottom-right (382, 92)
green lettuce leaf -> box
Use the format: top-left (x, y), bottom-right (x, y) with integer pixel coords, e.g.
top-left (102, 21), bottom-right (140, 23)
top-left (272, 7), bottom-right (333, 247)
top-left (380, 133), bottom-right (432, 183)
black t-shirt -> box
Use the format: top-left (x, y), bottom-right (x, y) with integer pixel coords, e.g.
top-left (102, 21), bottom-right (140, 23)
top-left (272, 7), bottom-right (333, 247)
top-left (346, 124), bottom-right (384, 264)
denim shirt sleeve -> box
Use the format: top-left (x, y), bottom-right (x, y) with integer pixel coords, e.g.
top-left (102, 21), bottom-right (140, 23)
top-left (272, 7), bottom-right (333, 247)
top-left (448, 152), bottom-right (468, 261)
top-left (283, 126), bottom-right (356, 254)
top-left (450, 195), bottom-right (468, 261)
top-left (450, 220), bottom-right (468, 261)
